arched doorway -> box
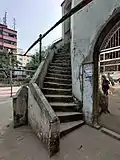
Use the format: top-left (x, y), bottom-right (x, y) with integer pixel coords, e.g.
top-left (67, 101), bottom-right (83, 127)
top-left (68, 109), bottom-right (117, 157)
top-left (93, 10), bottom-right (120, 133)
top-left (100, 20), bottom-right (120, 73)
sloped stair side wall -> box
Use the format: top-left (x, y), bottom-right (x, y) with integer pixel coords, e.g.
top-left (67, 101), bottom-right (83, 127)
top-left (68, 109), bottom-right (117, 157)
top-left (28, 46), bottom-right (60, 156)
top-left (13, 86), bottom-right (28, 128)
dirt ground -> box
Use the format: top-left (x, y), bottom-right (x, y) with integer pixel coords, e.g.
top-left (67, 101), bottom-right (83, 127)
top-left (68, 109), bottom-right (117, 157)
top-left (100, 84), bottom-right (120, 134)
top-left (0, 97), bottom-right (120, 160)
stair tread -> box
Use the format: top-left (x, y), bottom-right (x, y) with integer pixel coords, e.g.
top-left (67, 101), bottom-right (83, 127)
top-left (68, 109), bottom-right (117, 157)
top-left (42, 88), bottom-right (72, 91)
top-left (47, 73), bottom-right (71, 77)
top-left (44, 82), bottom-right (72, 86)
top-left (45, 77), bottom-right (71, 81)
top-left (55, 53), bottom-right (70, 55)
top-left (53, 60), bottom-right (71, 62)
top-left (50, 66), bottom-right (71, 69)
top-left (45, 95), bottom-right (72, 98)
top-left (60, 120), bottom-right (84, 133)
top-left (50, 64), bottom-right (71, 66)
top-left (55, 54), bottom-right (70, 56)
top-left (48, 69), bottom-right (71, 72)
top-left (51, 63), bottom-right (70, 65)
top-left (56, 112), bottom-right (82, 117)
top-left (50, 102), bottom-right (77, 107)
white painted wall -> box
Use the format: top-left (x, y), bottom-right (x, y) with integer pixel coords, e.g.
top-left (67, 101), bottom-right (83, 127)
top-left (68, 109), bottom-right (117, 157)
top-left (61, 0), bottom-right (71, 43)
top-left (71, 0), bottom-right (120, 123)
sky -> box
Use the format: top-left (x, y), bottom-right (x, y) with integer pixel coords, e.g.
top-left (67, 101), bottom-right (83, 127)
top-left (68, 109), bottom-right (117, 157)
top-left (0, 0), bottom-right (63, 52)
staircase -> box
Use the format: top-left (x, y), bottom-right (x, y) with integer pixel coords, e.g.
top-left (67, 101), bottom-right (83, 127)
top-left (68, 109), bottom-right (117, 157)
top-left (42, 50), bottom-right (84, 138)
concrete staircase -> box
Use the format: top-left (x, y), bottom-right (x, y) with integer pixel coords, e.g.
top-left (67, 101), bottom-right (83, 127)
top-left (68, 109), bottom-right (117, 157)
top-left (42, 51), bottom-right (84, 138)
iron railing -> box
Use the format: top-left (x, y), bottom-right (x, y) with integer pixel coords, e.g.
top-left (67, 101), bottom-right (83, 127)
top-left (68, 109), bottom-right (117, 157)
top-left (24, 0), bottom-right (93, 59)
top-left (0, 52), bottom-right (36, 97)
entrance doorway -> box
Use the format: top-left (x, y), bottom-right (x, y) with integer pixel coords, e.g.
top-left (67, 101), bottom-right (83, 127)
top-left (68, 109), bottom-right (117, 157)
top-left (98, 19), bottom-right (120, 134)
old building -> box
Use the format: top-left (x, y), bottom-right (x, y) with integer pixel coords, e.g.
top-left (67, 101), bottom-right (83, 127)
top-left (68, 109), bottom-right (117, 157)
top-left (61, 0), bottom-right (120, 124)
top-left (0, 23), bottom-right (17, 53)
top-left (14, 0), bottom-right (120, 155)
top-left (17, 48), bottom-right (32, 67)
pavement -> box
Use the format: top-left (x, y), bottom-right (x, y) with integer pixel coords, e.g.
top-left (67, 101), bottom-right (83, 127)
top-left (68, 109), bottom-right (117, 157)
top-left (100, 84), bottom-right (120, 134)
top-left (0, 87), bottom-right (20, 97)
top-left (0, 98), bottom-right (120, 159)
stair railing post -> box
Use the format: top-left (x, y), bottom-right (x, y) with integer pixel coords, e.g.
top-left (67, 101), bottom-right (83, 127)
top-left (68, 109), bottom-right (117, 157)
top-left (39, 34), bottom-right (42, 63)
top-left (9, 49), bottom-right (13, 97)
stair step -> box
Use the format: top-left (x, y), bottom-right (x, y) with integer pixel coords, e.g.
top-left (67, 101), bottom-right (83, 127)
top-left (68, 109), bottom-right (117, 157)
top-left (55, 52), bottom-right (70, 55)
top-left (44, 77), bottom-right (72, 84)
top-left (45, 95), bottom-right (73, 103)
top-left (53, 57), bottom-right (71, 61)
top-left (54, 53), bottom-right (70, 58)
top-left (51, 62), bottom-right (71, 67)
top-left (52, 60), bottom-right (71, 63)
top-left (56, 112), bottom-right (83, 123)
top-left (47, 73), bottom-right (71, 79)
top-left (49, 65), bottom-right (71, 71)
top-left (50, 102), bottom-right (78, 112)
top-left (60, 120), bottom-right (84, 138)
top-left (44, 82), bottom-right (71, 89)
top-left (48, 69), bottom-right (71, 75)
top-left (42, 88), bottom-right (72, 95)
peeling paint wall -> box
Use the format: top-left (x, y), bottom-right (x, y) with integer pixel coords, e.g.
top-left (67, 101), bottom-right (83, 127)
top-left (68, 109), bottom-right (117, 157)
top-left (71, 0), bottom-right (120, 123)
top-left (83, 63), bottom-right (93, 124)
top-left (28, 85), bottom-right (60, 156)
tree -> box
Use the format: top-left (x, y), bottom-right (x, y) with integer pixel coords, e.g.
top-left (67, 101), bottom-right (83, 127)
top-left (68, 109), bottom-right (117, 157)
top-left (26, 51), bottom-right (45, 77)
top-left (0, 54), bottom-right (9, 78)
top-left (0, 54), bottom-right (21, 78)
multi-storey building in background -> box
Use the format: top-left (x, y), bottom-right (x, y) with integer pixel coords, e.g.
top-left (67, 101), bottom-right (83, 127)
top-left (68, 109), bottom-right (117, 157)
top-left (13, 48), bottom-right (32, 77)
top-left (0, 23), bottom-right (17, 53)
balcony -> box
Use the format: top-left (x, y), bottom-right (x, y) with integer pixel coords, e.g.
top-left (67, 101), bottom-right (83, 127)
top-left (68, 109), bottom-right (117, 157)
top-left (3, 43), bottom-right (17, 49)
top-left (0, 35), bottom-right (17, 42)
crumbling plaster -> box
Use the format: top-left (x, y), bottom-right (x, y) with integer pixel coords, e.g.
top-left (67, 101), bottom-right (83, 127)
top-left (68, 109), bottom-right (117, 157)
top-left (71, 0), bottom-right (120, 123)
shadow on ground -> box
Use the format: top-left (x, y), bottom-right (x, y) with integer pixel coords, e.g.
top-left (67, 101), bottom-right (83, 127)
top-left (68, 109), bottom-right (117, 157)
top-left (0, 97), bottom-right (120, 160)
top-left (0, 124), bottom-right (49, 160)
top-left (0, 123), bottom-right (120, 160)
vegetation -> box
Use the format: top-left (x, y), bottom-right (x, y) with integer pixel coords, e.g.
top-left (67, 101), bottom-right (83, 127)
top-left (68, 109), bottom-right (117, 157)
top-left (26, 50), bottom-right (45, 77)
top-left (0, 54), bottom-right (21, 78)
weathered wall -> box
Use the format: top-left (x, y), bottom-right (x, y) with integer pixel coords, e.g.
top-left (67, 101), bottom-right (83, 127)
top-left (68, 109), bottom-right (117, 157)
top-left (28, 46), bottom-right (60, 156)
top-left (83, 63), bottom-right (93, 123)
top-left (28, 83), bottom-right (60, 156)
top-left (71, 0), bottom-right (120, 123)
top-left (13, 86), bottom-right (28, 128)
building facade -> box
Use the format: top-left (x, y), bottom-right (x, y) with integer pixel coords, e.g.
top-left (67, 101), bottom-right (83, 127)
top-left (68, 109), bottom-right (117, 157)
top-left (62, 0), bottom-right (120, 124)
top-left (13, 48), bottom-right (32, 77)
top-left (61, 0), bottom-right (71, 43)
top-left (0, 23), bottom-right (17, 53)
top-left (17, 48), bottom-right (32, 67)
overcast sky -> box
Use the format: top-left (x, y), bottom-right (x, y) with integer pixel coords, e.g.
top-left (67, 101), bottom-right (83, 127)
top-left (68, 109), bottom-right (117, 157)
top-left (0, 0), bottom-right (63, 51)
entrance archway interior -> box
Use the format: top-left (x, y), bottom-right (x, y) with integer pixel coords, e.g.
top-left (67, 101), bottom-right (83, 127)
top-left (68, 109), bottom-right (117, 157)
top-left (98, 19), bottom-right (120, 134)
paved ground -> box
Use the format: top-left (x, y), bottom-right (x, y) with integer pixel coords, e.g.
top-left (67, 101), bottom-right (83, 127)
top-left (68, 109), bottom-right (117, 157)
top-left (0, 87), bottom-right (20, 97)
top-left (100, 84), bottom-right (120, 134)
top-left (0, 97), bottom-right (13, 134)
top-left (0, 98), bottom-right (120, 160)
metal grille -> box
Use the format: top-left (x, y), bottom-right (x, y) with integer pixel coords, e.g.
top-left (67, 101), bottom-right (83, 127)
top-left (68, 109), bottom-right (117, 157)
top-left (99, 20), bottom-right (120, 73)
top-left (100, 20), bottom-right (120, 50)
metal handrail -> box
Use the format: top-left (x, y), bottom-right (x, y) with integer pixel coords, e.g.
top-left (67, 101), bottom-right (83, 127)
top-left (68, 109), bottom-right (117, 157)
top-left (24, 0), bottom-right (93, 59)
top-left (52, 37), bottom-right (62, 45)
